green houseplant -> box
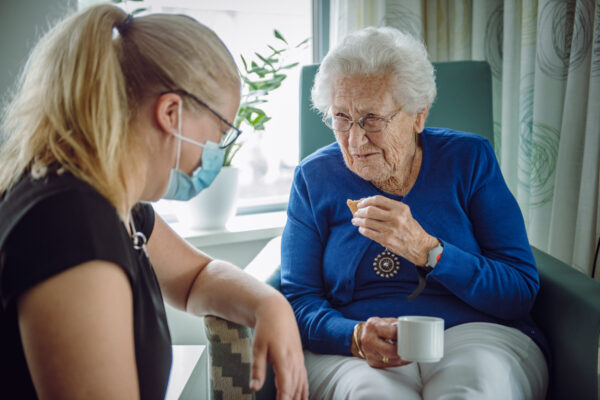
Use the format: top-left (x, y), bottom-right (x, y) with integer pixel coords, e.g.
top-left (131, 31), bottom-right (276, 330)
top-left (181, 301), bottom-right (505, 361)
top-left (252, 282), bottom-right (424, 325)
top-left (181, 30), bottom-right (307, 229)
top-left (224, 30), bottom-right (308, 166)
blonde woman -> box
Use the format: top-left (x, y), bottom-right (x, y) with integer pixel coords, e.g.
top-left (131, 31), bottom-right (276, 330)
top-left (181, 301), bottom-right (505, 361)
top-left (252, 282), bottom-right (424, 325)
top-left (0, 4), bottom-right (307, 399)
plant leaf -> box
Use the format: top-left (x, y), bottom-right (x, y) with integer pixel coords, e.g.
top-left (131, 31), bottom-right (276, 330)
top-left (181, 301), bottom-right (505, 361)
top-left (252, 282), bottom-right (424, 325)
top-left (232, 29), bottom-right (303, 164)
top-left (223, 143), bottom-right (242, 166)
top-left (255, 53), bottom-right (275, 68)
top-left (243, 89), bottom-right (269, 99)
top-left (244, 106), bottom-right (267, 116)
top-left (239, 98), bottom-right (267, 107)
top-left (280, 62), bottom-right (299, 70)
top-left (274, 29), bottom-right (287, 44)
top-left (252, 114), bottom-right (271, 130)
top-left (296, 38), bottom-right (310, 48)
top-left (247, 66), bottom-right (268, 78)
top-left (247, 67), bottom-right (269, 74)
top-left (267, 45), bottom-right (285, 55)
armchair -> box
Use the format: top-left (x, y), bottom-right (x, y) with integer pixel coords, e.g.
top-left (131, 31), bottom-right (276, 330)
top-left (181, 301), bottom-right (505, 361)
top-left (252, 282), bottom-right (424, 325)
top-left (204, 62), bottom-right (600, 400)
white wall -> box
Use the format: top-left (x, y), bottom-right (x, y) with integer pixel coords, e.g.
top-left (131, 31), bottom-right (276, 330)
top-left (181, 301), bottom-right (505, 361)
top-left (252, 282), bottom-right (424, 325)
top-left (0, 0), bottom-right (77, 116)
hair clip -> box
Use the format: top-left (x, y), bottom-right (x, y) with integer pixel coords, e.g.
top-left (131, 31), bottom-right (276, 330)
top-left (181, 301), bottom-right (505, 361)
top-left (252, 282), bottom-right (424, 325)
top-left (116, 14), bottom-right (134, 36)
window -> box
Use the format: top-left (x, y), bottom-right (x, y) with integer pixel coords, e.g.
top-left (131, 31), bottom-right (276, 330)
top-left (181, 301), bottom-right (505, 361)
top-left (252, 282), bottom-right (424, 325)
top-left (81, 0), bottom-right (313, 219)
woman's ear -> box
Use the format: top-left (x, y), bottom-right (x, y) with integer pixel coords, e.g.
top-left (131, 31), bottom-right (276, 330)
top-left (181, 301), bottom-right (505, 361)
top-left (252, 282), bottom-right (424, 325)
top-left (155, 93), bottom-right (182, 137)
top-left (413, 106), bottom-right (430, 133)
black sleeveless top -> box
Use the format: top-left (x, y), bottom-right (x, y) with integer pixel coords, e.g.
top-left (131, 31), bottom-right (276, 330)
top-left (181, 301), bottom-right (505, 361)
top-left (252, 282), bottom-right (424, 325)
top-left (0, 170), bottom-right (172, 399)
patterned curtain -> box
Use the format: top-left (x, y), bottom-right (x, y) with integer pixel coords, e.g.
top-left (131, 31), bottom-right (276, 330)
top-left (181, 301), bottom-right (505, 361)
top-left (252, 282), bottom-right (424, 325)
top-left (329, 0), bottom-right (600, 279)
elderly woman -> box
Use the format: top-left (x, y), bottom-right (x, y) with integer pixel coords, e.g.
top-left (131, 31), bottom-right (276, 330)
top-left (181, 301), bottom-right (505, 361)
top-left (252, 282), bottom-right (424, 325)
top-left (281, 27), bottom-right (549, 399)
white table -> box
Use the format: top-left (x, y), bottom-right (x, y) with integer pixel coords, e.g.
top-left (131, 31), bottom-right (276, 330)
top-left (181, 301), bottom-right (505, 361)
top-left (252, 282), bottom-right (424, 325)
top-left (166, 345), bottom-right (208, 400)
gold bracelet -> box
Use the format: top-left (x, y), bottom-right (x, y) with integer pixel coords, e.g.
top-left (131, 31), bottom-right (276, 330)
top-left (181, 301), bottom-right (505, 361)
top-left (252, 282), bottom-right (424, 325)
top-left (353, 322), bottom-right (365, 359)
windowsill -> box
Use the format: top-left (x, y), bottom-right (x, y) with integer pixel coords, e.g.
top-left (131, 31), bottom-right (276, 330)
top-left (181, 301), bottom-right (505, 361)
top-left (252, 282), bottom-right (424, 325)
top-left (166, 210), bottom-right (287, 247)
top-left (166, 345), bottom-right (206, 400)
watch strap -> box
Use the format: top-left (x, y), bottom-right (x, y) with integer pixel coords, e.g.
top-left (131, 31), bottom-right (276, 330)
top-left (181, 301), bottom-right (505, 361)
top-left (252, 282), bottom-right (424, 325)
top-left (407, 266), bottom-right (428, 301)
top-left (407, 240), bottom-right (443, 302)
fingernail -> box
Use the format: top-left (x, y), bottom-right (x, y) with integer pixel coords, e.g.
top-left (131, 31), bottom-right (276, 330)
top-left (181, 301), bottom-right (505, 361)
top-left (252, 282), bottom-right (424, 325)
top-left (351, 218), bottom-right (357, 225)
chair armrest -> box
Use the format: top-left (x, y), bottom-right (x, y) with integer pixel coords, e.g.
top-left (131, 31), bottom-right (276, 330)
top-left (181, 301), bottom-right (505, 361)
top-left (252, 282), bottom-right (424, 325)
top-left (531, 246), bottom-right (600, 400)
top-left (203, 236), bottom-right (283, 400)
top-left (203, 315), bottom-right (255, 400)
top-left (242, 235), bottom-right (282, 400)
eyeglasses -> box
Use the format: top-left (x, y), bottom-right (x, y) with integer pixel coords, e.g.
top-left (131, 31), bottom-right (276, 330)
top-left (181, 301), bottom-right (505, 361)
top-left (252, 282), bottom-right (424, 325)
top-left (161, 89), bottom-right (242, 149)
top-left (323, 107), bottom-right (402, 133)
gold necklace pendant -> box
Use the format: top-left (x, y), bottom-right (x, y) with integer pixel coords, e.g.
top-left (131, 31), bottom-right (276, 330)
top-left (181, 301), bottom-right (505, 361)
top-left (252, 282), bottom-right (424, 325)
top-left (373, 249), bottom-right (400, 278)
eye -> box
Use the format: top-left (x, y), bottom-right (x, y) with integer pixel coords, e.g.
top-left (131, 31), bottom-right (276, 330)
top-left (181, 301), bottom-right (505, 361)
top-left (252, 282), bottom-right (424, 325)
top-left (335, 112), bottom-right (351, 119)
top-left (363, 115), bottom-right (383, 124)
top-left (364, 115), bottom-right (379, 121)
top-left (362, 115), bottom-right (386, 131)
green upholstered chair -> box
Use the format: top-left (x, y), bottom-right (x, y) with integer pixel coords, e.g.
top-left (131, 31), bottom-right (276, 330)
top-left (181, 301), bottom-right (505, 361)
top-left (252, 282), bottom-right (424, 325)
top-left (300, 61), bottom-right (494, 158)
top-left (204, 61), bottom-right (600, 400)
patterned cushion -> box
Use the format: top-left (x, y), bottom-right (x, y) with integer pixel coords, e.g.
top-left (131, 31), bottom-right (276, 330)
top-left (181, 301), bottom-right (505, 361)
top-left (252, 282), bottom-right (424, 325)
top-left (204, 315), bottom-right (255, 400)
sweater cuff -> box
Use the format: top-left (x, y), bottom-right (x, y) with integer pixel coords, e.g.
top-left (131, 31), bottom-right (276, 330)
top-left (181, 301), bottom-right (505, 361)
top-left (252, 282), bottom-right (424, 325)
top-left (310, 318), bottom-right (358, 356)
top-left (428, 239), bottom-right (476, 285)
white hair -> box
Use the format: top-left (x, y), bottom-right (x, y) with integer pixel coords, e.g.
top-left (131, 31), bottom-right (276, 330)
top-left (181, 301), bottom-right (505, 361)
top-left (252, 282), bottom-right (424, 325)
top-left (311, 26), bottom-right (436, 115)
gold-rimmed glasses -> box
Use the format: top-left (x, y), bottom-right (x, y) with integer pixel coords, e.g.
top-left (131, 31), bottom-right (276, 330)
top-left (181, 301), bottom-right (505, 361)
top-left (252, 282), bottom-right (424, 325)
top-left (323, 107), bottom-right (403, 133)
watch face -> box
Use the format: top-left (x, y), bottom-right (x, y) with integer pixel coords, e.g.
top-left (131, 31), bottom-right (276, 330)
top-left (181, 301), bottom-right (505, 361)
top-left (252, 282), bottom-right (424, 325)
top-left (427, 242), bottom-right (444, 268)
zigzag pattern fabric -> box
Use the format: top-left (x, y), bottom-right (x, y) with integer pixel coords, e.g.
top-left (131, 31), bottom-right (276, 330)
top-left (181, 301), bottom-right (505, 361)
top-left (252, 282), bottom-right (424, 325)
top-left (204, 316), bottom-right (255, 400)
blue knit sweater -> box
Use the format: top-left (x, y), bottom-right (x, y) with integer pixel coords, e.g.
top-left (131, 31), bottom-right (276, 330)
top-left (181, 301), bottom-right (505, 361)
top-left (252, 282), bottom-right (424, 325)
top-left (281, 127), bottom-right (549, 360)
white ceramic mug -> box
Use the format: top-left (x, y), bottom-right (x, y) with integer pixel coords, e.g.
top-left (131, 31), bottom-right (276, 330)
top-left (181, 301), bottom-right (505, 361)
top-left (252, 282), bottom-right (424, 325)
top-left (396, 316), bottom-right (444, 363)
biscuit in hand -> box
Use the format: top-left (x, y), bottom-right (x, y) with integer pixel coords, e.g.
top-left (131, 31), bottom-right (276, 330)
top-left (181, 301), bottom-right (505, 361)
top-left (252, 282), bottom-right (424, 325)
top-left (346, 199), bottom-right (362, 215)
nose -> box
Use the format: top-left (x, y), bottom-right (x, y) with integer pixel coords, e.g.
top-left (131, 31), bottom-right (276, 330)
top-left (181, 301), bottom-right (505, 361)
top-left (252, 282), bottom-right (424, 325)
top-left (348, 122), bottom-right (368, 148)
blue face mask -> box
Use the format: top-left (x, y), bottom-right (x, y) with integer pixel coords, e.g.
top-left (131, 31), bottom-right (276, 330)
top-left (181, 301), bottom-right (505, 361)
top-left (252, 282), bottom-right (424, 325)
top-left (162, 102), bottom-right (225, 201)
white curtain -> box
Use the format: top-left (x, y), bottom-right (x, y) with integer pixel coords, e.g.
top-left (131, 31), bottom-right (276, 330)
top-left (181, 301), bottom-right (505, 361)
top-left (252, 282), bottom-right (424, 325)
top-left (329, 0), bottom-right (600, 279)
top-left (330, 0), bottom-right (387, 46)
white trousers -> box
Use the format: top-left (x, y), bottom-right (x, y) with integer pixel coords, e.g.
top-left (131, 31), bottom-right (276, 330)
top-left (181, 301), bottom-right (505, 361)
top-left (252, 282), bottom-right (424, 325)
top-left (305, 322), bottom-right (548, 400)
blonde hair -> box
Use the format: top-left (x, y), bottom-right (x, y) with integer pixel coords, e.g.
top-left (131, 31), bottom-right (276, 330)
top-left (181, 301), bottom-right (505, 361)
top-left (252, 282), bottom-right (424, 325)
top-left (0, 3), bottom-right (239, 218)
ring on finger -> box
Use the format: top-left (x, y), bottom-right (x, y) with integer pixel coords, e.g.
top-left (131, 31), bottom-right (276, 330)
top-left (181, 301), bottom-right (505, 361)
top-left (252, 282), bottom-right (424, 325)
top-left (382, 356), bottom-right (389, 364)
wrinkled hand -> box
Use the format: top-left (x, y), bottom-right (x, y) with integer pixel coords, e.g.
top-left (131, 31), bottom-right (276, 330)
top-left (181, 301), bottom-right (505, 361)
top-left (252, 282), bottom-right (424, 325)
top-left (358, 317), bottom-right (411, 368)
top-left (351, 196), bottom-right (438, 266)
top-left (251, 295), bottom-right (308, 400)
